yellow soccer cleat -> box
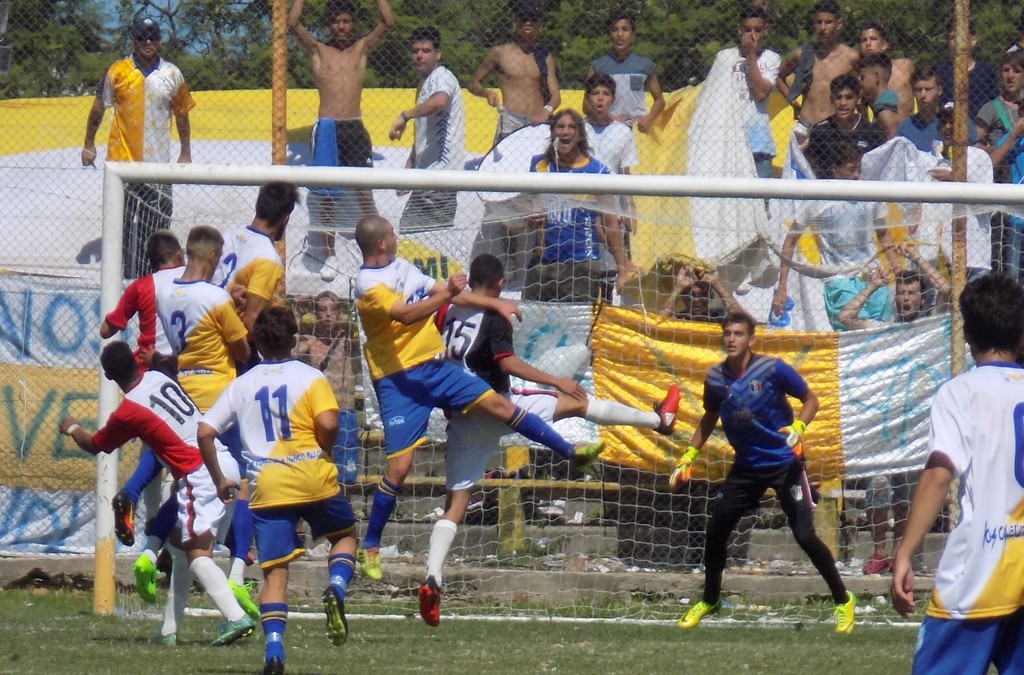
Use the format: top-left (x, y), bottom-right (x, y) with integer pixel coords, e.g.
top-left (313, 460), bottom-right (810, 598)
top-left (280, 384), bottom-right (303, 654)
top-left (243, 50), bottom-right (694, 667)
top-left (133, 553), bottom-right (158, 604)
top-left (229, 579), bottom-right (260, 621)
top-left (677, 600), bottom-right (719, 629)
top-left (834, 591), bottom-right (856, 634)
top-left (356, 546), bottom-right (383, 580)
top-left (573, 440), bottom-right (606, 474)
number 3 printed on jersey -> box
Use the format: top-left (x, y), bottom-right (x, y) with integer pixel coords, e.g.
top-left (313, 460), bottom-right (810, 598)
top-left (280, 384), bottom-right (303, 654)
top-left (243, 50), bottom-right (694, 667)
top-left (169, 310), bottom-right (189, 351)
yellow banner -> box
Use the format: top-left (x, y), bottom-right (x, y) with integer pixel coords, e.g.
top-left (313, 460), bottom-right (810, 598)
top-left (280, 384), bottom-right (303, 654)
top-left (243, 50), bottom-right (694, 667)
top-left (0, 364), bottom-right (140, 491)
top-left (592, 306), bottom-right (843, 482)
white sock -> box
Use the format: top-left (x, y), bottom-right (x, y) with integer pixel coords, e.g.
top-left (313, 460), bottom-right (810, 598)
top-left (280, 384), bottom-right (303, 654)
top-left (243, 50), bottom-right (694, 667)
top-left (191, 556), bottom-right (245, 622)
top-left (426, 519), bottom-right (458, 585)
top-left (228, 557), bottom-right (246, 586)
top-left (584, 399), bottom-right (659, 429)
top-left (161, 546), bottom-right (191, 637)
top-left (142, 544), bottom-right (159, 563)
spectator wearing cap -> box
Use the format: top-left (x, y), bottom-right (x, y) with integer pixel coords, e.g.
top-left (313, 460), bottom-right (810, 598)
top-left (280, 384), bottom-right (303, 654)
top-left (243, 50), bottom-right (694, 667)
top-left (82, 17), bottom-right (195, 279)
top-left (468, 0), bottom-right (561, 145)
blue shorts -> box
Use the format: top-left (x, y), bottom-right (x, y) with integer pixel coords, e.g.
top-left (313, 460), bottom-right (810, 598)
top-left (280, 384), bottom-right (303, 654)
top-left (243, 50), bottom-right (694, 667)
top-left (373, 359), bottom-right (493, 457)
top-left (251, 491), bottom-right (356, 569)
top-left (914, 608), bottom-right (1024, 675)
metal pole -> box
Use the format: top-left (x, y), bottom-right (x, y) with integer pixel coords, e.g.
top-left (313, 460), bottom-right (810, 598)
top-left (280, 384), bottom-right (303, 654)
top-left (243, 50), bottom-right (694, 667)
top-left (271, 0), bottom-right (288, 166)
top-left (950, 0), bottom-right (970, 377)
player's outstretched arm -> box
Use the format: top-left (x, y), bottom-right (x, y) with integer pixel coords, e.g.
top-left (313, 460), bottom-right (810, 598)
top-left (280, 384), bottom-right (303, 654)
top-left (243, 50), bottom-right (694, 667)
top-left (390, 277), bottom-right (463, 325)
top-left (452, 289), bottom-right (521, 324)
top-left (500, 354), bottom-right (586, 400)
top-left (891, 451), bottom-right (955, 616)
top-left (59, 417), bottom-right (101, 455)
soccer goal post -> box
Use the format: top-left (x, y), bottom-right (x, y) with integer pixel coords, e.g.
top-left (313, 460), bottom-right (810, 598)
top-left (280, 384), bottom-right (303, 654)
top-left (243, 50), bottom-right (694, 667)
top-left (97, 159), bottom-right (1024, 619)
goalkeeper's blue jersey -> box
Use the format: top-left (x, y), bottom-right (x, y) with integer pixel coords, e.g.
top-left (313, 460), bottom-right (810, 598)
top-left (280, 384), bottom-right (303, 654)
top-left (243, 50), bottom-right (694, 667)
top-left (703, 354), bottom-right (807, 469)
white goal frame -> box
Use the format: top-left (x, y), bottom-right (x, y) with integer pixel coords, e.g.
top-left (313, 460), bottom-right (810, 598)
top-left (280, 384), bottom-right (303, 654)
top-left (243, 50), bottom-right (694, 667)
top-left (94, 160), bottom-right (1024, 613)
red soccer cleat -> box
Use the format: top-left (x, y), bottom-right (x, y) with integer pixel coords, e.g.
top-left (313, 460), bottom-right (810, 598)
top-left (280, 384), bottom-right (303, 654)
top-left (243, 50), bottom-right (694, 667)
top-left (655, 384), bottom-right (681, 435)
top-left (418, 576), bottom-right (441, 627)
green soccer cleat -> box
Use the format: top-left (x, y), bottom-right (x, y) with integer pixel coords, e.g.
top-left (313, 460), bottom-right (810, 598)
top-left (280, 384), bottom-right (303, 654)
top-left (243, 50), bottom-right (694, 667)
top-left (229, 579), bottom-right (260, 621)
top-left (133, 554), bottom-right (158, 604)
top-left (834, 590), bottom-right (856, 634)
top-left (322, 585), bottom-right (349, 646)
top-left (150, 632), bottom-right (176, 646)
top-left (573, 440), bottom-right (606, 474)
top-left (210, 616), bottom-right (255, 647)
top-left (677, 600), bottom-right (719, 629)
top-left (356, 546), bottom-right (382, 580)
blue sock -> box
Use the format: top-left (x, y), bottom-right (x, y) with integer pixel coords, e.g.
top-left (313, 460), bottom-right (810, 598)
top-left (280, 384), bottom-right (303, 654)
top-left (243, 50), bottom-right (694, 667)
top-left (228, 498), bottom-right (253, 563)
top-left (261, 602), bottom-right (287, 662)
top-left (507, 408), bottom-right (575, 459)
top-left (145, 494), bottom-right (178, 542)
top-left (122, 448), bottom-right (161, 503)
top-left (363, 477), bottom-right (401, 550)
top-left (328, 552), bottom-right (356, 595)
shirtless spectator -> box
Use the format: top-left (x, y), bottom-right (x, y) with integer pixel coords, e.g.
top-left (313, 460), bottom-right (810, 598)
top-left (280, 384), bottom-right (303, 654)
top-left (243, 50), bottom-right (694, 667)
top-left (777, 0), bottom-right (859, 131)
top-left (468, 0), bottom-right (561, 144)
top-left (859, 23), bottom-right (913, 118)
top-left (288, 0), bottom-right (394, 282)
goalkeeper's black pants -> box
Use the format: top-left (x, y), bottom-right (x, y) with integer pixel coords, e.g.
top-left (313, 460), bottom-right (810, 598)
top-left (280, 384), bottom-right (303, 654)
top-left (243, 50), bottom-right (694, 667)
top-left (701, 460), bottom-right (848, 605)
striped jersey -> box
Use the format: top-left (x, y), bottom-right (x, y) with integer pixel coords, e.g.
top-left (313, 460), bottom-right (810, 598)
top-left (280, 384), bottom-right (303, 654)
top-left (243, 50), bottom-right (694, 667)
top-left (156, 278), bottom-right (248, 411)
top-left (355, 257), bottom-right (443, 380)
top-left (92, 370), bottom-right (203, 479)
top-left (926, 362), bottom-right (1024, 619)
top-left (211, 226), bottom-right (284, 308)
top-left (99, 56), bottom-right (195, 163)
top-left (104, 266), bottom-right (184, 362)
top-left (200, 359), bottom-right (340, 509)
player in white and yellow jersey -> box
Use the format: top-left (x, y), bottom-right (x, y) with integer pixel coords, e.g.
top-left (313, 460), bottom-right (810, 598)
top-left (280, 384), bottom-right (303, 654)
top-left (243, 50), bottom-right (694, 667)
top-left (353, 215), bottom-right (604, 580)
top-left (60, 341), bottom-right (254, 647)
top-left (213, 182), bottom-right (299, 338)
top-left (199, 307), bottom-right (358, 673)
top-left (158, 226), bottom-right (250, 412)
top-left (892, 273), bottom-right (1024, 673)
top-left (157, 225), bottom-right (257, 614)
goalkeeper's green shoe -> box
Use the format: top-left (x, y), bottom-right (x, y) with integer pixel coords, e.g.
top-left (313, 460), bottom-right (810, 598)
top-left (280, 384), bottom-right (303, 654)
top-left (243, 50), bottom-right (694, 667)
top-left (677, 600), bottom-right (719, 629)
top-left (834, 591), bottom-right (856, 634)
top-left (151, 632), bottom-right (176, 646)
top-left (356, 546), bottom-right (382, 580)
top-left (133, 553), bottom-right (158, 604)
top-left (573, 440), bottom-right (606, 474)
top-left (229, 580), bottom-right (260, 621)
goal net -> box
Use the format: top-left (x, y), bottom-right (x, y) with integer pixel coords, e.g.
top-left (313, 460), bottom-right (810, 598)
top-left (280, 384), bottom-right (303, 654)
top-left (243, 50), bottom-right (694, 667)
top-left (80, 151), bottom-right (1019, 626)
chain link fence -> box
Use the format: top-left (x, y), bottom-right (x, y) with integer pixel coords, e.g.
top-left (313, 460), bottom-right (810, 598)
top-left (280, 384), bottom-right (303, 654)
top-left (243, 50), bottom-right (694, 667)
top-left (0, 0), bottom-right (1019, 619)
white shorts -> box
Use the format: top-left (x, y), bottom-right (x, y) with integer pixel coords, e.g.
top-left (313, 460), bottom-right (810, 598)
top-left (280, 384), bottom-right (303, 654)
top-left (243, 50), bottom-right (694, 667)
top-left (445, 389), bottom-right (558, 490)
top-left (177, 449), bottom-right (240, 544)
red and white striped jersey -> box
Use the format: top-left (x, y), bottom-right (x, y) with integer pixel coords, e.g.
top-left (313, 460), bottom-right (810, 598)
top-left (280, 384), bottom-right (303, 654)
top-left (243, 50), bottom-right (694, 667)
top-left (92, 370), bottom-right (204, 480)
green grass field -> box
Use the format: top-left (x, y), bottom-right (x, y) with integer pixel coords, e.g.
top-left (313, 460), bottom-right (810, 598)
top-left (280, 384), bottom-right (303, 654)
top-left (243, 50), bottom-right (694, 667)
top-left (0, 589), bottom-right (918, 675)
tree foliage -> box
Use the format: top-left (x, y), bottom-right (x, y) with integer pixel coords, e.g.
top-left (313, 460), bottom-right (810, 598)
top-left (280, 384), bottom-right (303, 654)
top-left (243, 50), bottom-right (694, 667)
top-left (2, 0), bottom-right (1023, 100)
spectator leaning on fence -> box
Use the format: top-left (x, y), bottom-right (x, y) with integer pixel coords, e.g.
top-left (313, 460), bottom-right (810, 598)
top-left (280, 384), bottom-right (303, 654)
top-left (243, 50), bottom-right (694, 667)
top-left (387, 26), bottom-right (467, 233)
top-left (81, 17), bottom-right (195, 280)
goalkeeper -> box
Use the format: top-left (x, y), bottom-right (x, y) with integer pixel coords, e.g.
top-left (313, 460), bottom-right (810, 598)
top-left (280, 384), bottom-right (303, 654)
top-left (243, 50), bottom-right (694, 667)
top-left (670, 310), bottom-right (856, 633)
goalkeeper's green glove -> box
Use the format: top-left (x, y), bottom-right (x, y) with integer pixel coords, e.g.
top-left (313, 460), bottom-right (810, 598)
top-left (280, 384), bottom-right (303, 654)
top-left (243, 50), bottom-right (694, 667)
top-left (780, 420), bottom-right (807, 459)
top-left (669, 446), bottom-right (700, 491)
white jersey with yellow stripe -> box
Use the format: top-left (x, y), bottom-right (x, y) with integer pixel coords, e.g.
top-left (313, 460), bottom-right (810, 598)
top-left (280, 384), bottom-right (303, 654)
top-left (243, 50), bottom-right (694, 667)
top-left (211, 226), bottom-right (284, 306)
top-left (200, 359), bottom-right (341, 509)
top-left (156, 278), bottom-right (247, 411)
top-left (926, 362), bottom-right (1024, 620)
